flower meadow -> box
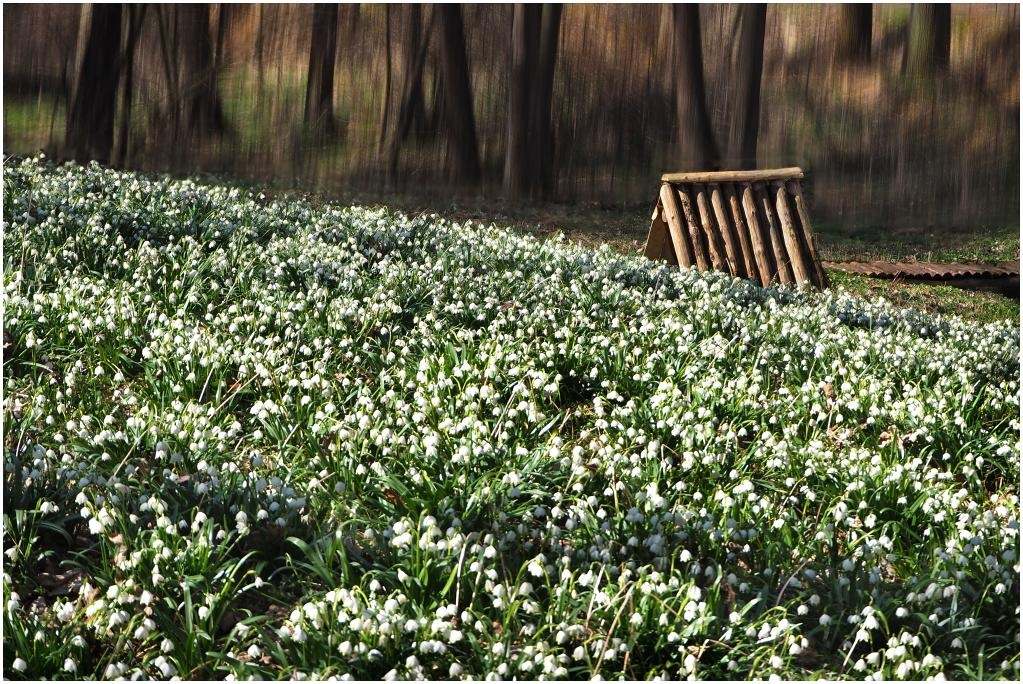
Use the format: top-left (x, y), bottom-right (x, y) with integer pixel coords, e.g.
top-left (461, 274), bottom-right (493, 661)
top-left (2, 157), bottom-right (1020, 681)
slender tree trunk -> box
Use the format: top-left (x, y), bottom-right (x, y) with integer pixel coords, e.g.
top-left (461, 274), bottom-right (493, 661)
top-left (731, 4), bottom-right (765, 170)
top-left (155, 5), bottom-right (181, 142)
top-left (379, 5), bottom-right (392, 151)
top-left (179, 4), bottom-right (225, 138)
top-left (903, 3), bottom-right (951, 76)
top-left (528, 4), bottom-right (563, 199)
top-left (656, 4), bottom-right (675, 101)
top-left (401, 5), bottom-right (429, 137)
top-left (673, 4), bottom-right (719, 170)
top-left (305, 4), bottom-right (339, 134)
top-left (387, 6), bottom-right (436, 177)
top-left (213, 4), bottom-right (231, 77)
top-left (255, 5), bottom-right (266, 94)
top-left (437, 4), bottom-right (481, 183)
top-left (504, 4), bottom-right (541, 196)
top-left (112, 5), bottom-right (147, 168)
top-left (427, 68), bottom-right (444, 137)
top-left (835, 4), bottom-right (872, 63)
top-left (66, 3), bottom-right (122, 163)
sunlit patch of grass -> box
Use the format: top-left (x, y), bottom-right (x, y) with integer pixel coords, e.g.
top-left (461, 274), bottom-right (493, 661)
top-left (817, 221), bottom-right (1020, 264)
top-left (827, 271), bottom-right (1019, 326)
top-left (3, 95), bottom-right (64, 153)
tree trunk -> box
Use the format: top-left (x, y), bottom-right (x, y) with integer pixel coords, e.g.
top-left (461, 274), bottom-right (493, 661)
top-left (503, 4), bottom-right (541, 196)
top-left (112, 5), bottom-right (147, 168)
top-left (379, 5), bottom-right (392, 151)
top-left (305, 4), bottom-right (339, 134)
top-left (731, 4), bottom-right (765, 170)
top-left (66, 3), bottom-right (122, 163)
top-left (384, 6), bottom-right (431, 175)
top-left (179, 4), bottom-right (226, 139)
top-left (401, 5), bottom-right (429, 138)
top-left (255, 5), bottom-right (266, 94)
top-left (528, 4), bottom-right (563, 199)
top-left (903, 3), bottom-right (951, 76)
top-left (427, 68), bottom-right (444, 137)
top-left (835, 4), bottom-right (872, 63)
top-left (213, 4), bottom-right (231, 77)
top-left (437, 4), bottom-right (481, 183)
top-left (154, 5), bottom-right (181, 142)
top-left (673, 4), bottom-right (720, 170)
top-left (656, 4), bottom-right (675, 101)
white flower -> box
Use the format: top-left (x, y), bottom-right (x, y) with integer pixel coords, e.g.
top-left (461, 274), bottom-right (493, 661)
top-left (154, 655), bottom-right (176, 678)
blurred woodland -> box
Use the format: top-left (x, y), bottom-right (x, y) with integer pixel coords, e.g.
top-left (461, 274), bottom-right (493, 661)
top-left (3, 3), bottom-right (1020, 229)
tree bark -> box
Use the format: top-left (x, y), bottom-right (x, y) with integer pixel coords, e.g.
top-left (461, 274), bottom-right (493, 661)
top-left (503, 4), bottom-right (562, 199)
top-left (154, 5), bottom-right (181, 140)
top-left (731, 4), bottom-right (765, 170)
top-left (672, 4), bottom-right (720, 171)
top-left (835, 4), bottom-right (872, 63)
top-left (179, 4), bottom-right (226, 138)
top-left (528, 4), bottom-right (563, 199)
top-left (255, 5), bottom-right (266, 94)
top-left (379, 5), bottom-right (392, 151)
top-left (66, 3), bottom-right (122, 163)
top-left (437, 4), bottom-right (481, 183)
top-left (903, 3), bottom-right (951, 76)
top-left (656, 4), bottom-right (675, 101)
top-left (111, 5), bottom-right (147, 168)
top-left (213, 4), bottom-right (231, 77)
top-left (504, 4), bottom-right (541, 197)
top-left (400, 5), bottom-right (429, 138)
top-left (387, 6), bottom-right (436, 177)
top-left (305, 4), bottom-right (339, 134)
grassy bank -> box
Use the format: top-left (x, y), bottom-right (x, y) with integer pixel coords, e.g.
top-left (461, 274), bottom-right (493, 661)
top-left (4, 158), bottom-right (1019, 679)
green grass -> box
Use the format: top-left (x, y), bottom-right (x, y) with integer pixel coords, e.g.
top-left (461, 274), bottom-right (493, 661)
top-left (816, 221), bottom-right (1020, 264)
top-left (827, 270), bottom-right (1019, 325)
top-left (3, 95), bottom-right (64, 153)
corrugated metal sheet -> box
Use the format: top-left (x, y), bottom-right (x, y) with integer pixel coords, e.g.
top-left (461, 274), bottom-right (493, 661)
top-left (824, 260), bottom-right (1020, 280)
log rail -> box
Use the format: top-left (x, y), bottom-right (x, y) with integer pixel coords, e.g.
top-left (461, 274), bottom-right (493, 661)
top-left (644, 167), bottom-right (829, 289)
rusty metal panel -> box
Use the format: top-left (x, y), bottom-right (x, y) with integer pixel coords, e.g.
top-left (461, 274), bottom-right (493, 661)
top-left (824, 261), bottom-right (1020, 280)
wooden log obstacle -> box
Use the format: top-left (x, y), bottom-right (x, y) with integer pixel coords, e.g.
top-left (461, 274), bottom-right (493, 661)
top-left (643, 167), bottom-right (829, 289)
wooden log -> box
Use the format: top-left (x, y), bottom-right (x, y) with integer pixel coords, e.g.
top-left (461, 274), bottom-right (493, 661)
top-left (658, 183), bottom-right (694, 268)
top-left (740, 182), bottom-right (775, 286)
top-left (786, 180), bottom-right (829, 288)
top-left (726, 183), bottom-right (759, 282)
top-left (661, 167), bottom-right (804, 184)
top-left (673, 185), bottom-right (710, 271)
top-left (693, 184), bottom-right (727, 272)
top-left (643, 201), bottom-right (677, 265)
top-left (772, 181), bottom-right (811, 285)
top-left (709, 183), bottom-right (745, 278)
top-left (754, 182), bottom-right (794, 285)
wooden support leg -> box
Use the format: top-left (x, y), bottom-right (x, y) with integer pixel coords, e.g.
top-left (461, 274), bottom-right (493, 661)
top-left (643, 201), bottom-right (678, 265)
